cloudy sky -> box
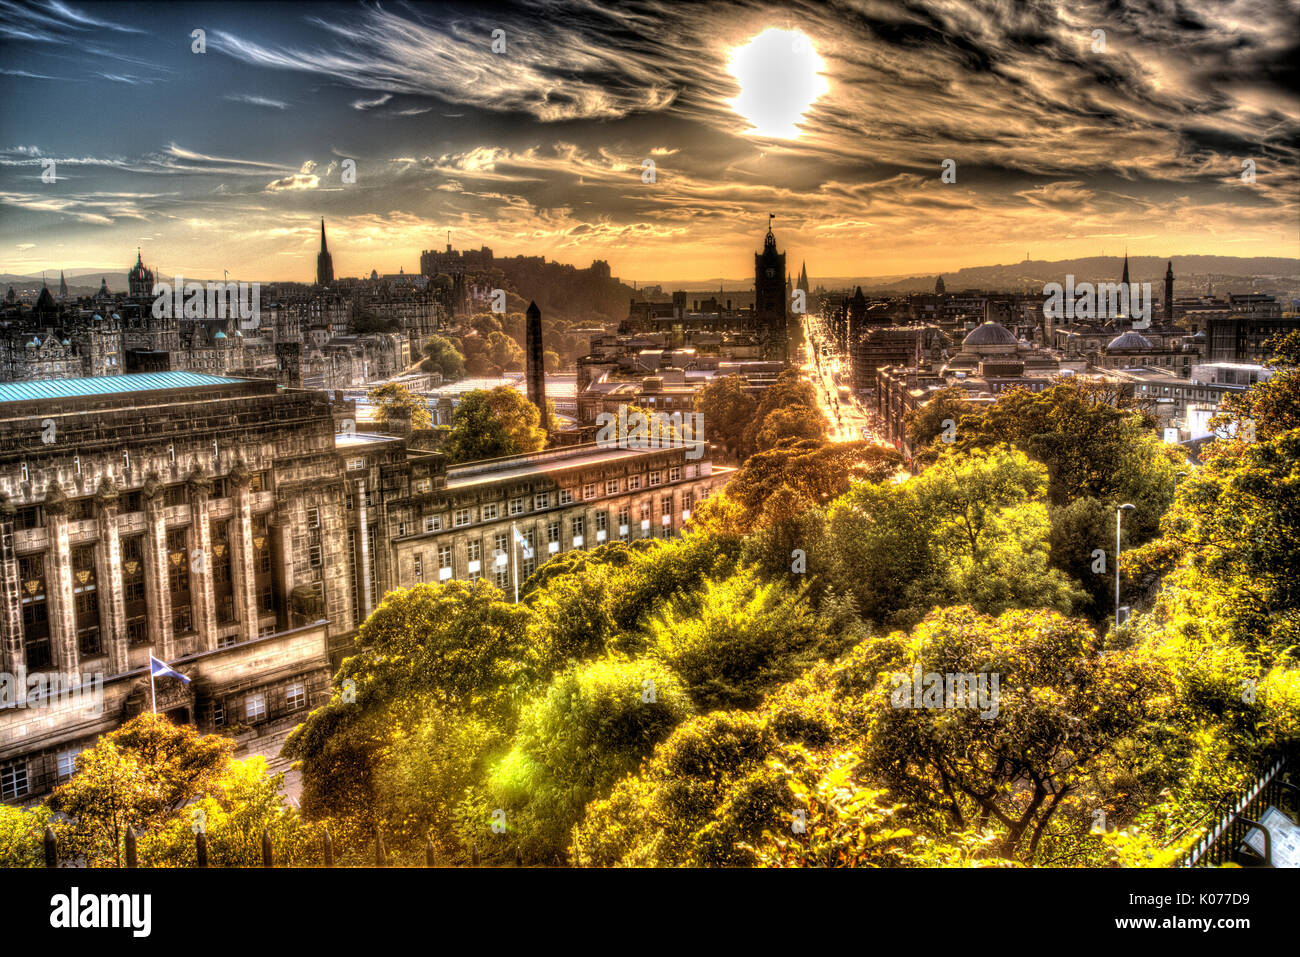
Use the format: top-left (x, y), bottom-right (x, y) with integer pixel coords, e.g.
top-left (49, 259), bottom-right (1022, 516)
top-left (1, 0), bottom-right (1297, 283)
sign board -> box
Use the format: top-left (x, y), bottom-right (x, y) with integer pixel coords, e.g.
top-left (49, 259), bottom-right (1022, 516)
top-left (1242, 806), bottom-right (1300, 867)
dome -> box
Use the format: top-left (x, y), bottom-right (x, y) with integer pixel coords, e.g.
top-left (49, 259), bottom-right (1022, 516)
top-left (962, 321), bottom-right (1017, 348)
top-left (214, 331), bottom-right (227, 339)
top-left (92, 314), bottom-right (103, 321)
top-left (1107, 331), bottom-right (1153, 352)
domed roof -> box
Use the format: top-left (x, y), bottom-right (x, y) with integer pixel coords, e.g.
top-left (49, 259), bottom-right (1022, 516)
top-left (962, 321), bottom-right (1017, 348)
top-left (214, 331), bottom-right (227, 339)
top-left (1107, 331), bottom-right (1153, 351)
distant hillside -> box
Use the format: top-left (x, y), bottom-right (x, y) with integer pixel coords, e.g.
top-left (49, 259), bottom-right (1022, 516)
top-left (483, 259), bottom-right (637, 324)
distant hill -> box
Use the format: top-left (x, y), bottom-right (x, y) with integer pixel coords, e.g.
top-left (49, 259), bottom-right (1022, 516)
top-left (477, 259), bottom-right (637, 324)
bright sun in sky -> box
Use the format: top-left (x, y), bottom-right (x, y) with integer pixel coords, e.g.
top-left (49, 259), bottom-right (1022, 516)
top-left (727, 28), bottom-right (829, 139)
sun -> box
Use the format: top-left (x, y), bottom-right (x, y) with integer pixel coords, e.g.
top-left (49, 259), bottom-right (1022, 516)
top-left (727, 28), bottom-right (829, 139)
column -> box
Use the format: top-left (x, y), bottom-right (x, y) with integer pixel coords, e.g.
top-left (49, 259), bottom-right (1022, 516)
top-left (230, 472), bottom-right (260, 643)
top-left (355, 479), bottom-right (373, 618)
top-left (188, 475), bottom-right (217, 652)
top-left (94, 489), bottom-right (128, 675)
top-left (44, 494), bottom-right (79, 674)
top-left (142, 487), bottom-right (175, 661)
top-left (269, 506), bottom-right (293, 633)
top-left (0, 502), bottom-right (22, 675)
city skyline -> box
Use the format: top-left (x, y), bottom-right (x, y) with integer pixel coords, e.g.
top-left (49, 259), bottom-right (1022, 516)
top-left (2, 0), bottom-right (1298, 283)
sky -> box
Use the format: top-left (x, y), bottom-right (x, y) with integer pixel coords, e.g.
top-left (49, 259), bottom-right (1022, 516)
top-left (0, 0), bottom-right (1297, 284)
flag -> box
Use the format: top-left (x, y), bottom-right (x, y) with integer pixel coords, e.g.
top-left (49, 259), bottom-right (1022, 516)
top-left (513, 524), bottom-right (533, 560)
top-left (150, 655), bottom-right (191, 686)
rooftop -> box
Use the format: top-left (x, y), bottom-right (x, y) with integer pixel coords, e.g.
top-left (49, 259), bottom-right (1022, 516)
top-left (0, 371), bottom-right (245, 404)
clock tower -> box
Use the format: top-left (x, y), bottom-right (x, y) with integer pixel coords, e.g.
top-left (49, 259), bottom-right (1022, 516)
top-left (754, 215), bottom-right (788, 362)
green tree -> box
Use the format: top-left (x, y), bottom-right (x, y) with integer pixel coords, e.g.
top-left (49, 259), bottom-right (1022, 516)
top-left (50, 713), bottom-right (234, 867)
top-left (421, 335), bottom-right (466, 381)
top-left (0, 803), bottom-right (57, 868)
top-left (368, 382), bottom-right (432, 430)
top-left (695, 375), bottom-right (758, 459)
top-left (443, 386), bottom-right (547, 463)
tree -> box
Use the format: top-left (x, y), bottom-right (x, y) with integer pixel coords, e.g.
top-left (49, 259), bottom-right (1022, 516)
top-left (861, 605), bottom-right (1168, 861)
top-left (421, 335), bottom-right (466, 381)
top-left (753, 406), bottom-right (828, 451)
top-left (368, 382), bottom-right (431, 430)
top-left (442, 386), bottom-right (547, 463)
top-left (646, 568), bottom-right (835, 711)
top-left (905, 386), bottom-right (982, 459)
top-left (486, 330), bottom-right (525, 373)
top-left (487, 656), bottom-right (692, 861)
top-left (50, 713), bottom-right (234, 867)
top-left (0, 803), bottom-right (57, 868)
top-left (695, 375), bottom-right (757, 459)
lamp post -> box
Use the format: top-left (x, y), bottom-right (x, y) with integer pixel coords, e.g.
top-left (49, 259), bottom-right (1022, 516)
top-left (1115, 503), bottom-right (1136, 629)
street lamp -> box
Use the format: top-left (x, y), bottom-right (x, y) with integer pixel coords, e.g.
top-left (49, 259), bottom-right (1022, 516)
top-left (1115, 503), bottom-right (1136, 630)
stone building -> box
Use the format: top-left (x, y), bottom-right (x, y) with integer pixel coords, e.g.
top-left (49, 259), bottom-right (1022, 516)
top-left (0, 371), bottom-right (729, 803)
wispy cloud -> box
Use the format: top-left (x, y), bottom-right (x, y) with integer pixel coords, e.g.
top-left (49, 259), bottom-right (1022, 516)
top-left (225, 93), bottom-right (290, 110)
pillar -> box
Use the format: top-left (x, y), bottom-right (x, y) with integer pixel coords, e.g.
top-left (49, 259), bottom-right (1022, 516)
top-left (230, 470), bottom-right (260, 642)
top-left (188, 474), bottom-right (217, 652)
top-left (142, 483), bottom-right (175, 660)
top-left (0, 501), bottom-right (22, 675)
top-left (44, 493), bottom-right (79, 674)
top-left (94, 488), bottom-right (128, 675)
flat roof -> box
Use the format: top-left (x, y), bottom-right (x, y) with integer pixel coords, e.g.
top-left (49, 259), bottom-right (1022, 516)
top-left (0, 371), bottom-right (245, 403)
top-left (446, 445), bottom-right (672, 489)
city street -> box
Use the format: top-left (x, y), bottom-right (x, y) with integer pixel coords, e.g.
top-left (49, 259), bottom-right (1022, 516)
top-left (798, 310), bottom-right (877, 444)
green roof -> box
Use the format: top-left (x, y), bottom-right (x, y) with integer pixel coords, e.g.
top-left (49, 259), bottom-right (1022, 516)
top-left (0, 372), bottom-right (245, 403)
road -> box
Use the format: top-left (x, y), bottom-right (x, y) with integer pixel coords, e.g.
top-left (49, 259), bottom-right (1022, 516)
top-left (797, 310), bottom-right (877, 444)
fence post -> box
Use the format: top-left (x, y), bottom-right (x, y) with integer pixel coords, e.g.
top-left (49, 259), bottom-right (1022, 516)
top-left (43, 827), bottom-right (57, 868)
top-left (262, 829), bottom-right (273, 868)
top-left (425, 838), bottom-right (436, 867)
top-left (322, 828), bottom-right (334, 868)
top-left (375, 828), bottom-right (387, 867)
top-left (196, 829), bottom-right (208, 868)
top-left (471, 844), bottom-right (479, 867)
top-left (514, 848), bottom-right (523, 867)
top-left (124, 826), bottom-right (137, 868)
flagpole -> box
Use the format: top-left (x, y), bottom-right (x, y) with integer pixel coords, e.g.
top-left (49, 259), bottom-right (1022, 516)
top-left (148, 647), bottom-right (156, 714)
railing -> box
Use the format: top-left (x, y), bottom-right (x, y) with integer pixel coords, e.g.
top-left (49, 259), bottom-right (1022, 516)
top-left (1180, 755), bottom-right (1299, 867)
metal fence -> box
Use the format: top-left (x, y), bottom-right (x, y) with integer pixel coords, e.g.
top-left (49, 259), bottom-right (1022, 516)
top-left (1180, 756), bottom-right (1299, 867)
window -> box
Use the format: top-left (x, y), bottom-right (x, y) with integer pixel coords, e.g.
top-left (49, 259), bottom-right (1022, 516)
top-left (495, 567), bottom-right (509, 590)
top-left (571, 516), bottom-right (585, 540)
top-left (246, 693), bottom-right (266, 722)
top-left (347, 458), bottom-right (366, 471)
top-left (595, 512), bottom-right (608, 532)
top-left (286, 681), bottom-right (306, 710)
top-left (558, 489), bottom-right (574, 505)
top-left (57, 748), bottom-right (83, 780)
top-left (423, 514), bottom-right (441, 533)
top-left (414, 478), bottom-right (432, 494)
top-left (661, 496), bottom-right (673, 517)
top-left (583, 483), bottom-right (597, 500)
top-left (547, 521), bottom-right (560, 543)
top-left (398, 522), bottom-right (408, 537)
top-left (535, 492), bottom-right (551, 510)
top-left (669, 466), bottom-right (681, 482)
top-left (627, 475), bottom-right (641, 491)
top-left (1, 759), bottom-right (29, 800)
top-left (482, 503), bottom-right (499, 521)
top-left (467, 541), bottom-right (482, 563)
top-left (438, 545), bottom-right (452, 569)
top-left (309, 544), bottom-right (322, 568)
top-left (413, 555), bottom-right (423, 582)
top-left (606, 479), bottom-right (619, 495)
top-left (307, 507), bottom-right (320, 528)
top-left (494, 532), bottom-right (509, 556)
top-left (127, 617), bottom-right (147, 647)
top-left (686, 464), bottom-right (698, 479)
top-left (640, 503), bottom-right (651, 522)
top-left (683, 490), bottom-right (694, 512)
top-left (454, 508), bottom-right (472, 527)
top-left (212, 702), bottom-right (225, 727)
top-left (509, 497), bottom-right (525, 516)
top-left (648, 470), bottom-right (662, 487)
top-left (617, 506), bottom-right (630, 527)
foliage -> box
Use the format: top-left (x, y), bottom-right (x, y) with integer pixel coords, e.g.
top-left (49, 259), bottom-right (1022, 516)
top-left (0, 803), bottom-right (56, 868)
top-left (367, 382), bottom-right (432, 430)
top-left (443, 386), bottom-right (547, 463)
top-left (420, 334), bottom-right (466, 381)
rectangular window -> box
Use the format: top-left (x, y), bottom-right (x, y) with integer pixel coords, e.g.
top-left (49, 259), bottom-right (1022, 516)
top-left (127, 617), bottom-right (148, 647)
top-left (423, 514), bottom-right (441, 533)
top-left (286, 681), bottom-right (306, 710)
top-left (628, 475), bottom-right (642, 491)
top-left (495, 532), bottom-right (509, 555)
top-left (547, 521), bottom-right (560, 543)
top-left (495, 567), bottom-right (510, 590)
top-left (662, 496), bottom-right (673, 517)
top-left (347, 458), bottom-right (366, 471)
top-left (413, 555), bottom-right (423, 582)
top-left (583, 483), bottom-right (597, 500)
top-left (535, 492), bottom-right (551, 510)
top-left (454, 508), bottom-right (472, 527)
top-left (648, 470), bottom-right (662, 487)
top-left (414, 478), bottom-right (432, 494)
top-left (617, 506), bottom-right (630, 527)
top-left (309, 544), bottom-right (322, 568)
top-left (57, 749), bottom-right (82, 780)
top-left (595, 512), bottom-right (608, 532)
top-left (572, 516), bottom-right (585, 539)
top-left (669, 466), bottom-right (682, 482)
top-left (509, 498), bottom-right (525, 515)
top-left (306, 507), bottom-right (320, 529)
top-left (482, 503), bottom-right (499, 521)
top-left (686, 464), bottom-right (698, 479)
top-left (683, 490), bottom-right (694, 512)
top-left (246, 693), bottom-right (266, 722)
top-left (558, 489), bottom-right (574, 506)
top-left (438, 545), bottom-right (452, 569)
top-left (212, 701), bottom-right (225, 727)
top-left (0, 760), bottom-right (29, 800)
top-left (640, 503), bottom-right (651, 522)
top-left (467, 541), bottom-right (482, 563)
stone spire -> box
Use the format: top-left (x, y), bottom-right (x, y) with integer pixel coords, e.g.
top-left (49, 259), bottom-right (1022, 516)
top-left (1164, 261), bottom-right (1175, 322)
top-left (316, 217), bottom-right (334, 285)
top-left (525, 300), bottom-right (550, 434)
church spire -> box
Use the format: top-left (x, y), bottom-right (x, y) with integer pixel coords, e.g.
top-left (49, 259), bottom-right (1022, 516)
top-left (316, 217), bottom-right (334, 285)
top-left (1120, 250), bottom-right (1130, 286)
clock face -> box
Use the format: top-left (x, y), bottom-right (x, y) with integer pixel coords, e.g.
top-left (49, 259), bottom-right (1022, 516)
top-left (765, 268), bottom-right (775, 278)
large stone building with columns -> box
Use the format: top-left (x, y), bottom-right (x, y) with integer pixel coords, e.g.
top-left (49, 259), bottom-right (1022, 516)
top-left (0, 371), bottom-right (728, 802)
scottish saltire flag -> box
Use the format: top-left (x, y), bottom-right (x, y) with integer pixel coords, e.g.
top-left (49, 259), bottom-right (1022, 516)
top-left (513, 525), bottom-right (533, 559)
top-left (150, 655), bottom-right (191, 686)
